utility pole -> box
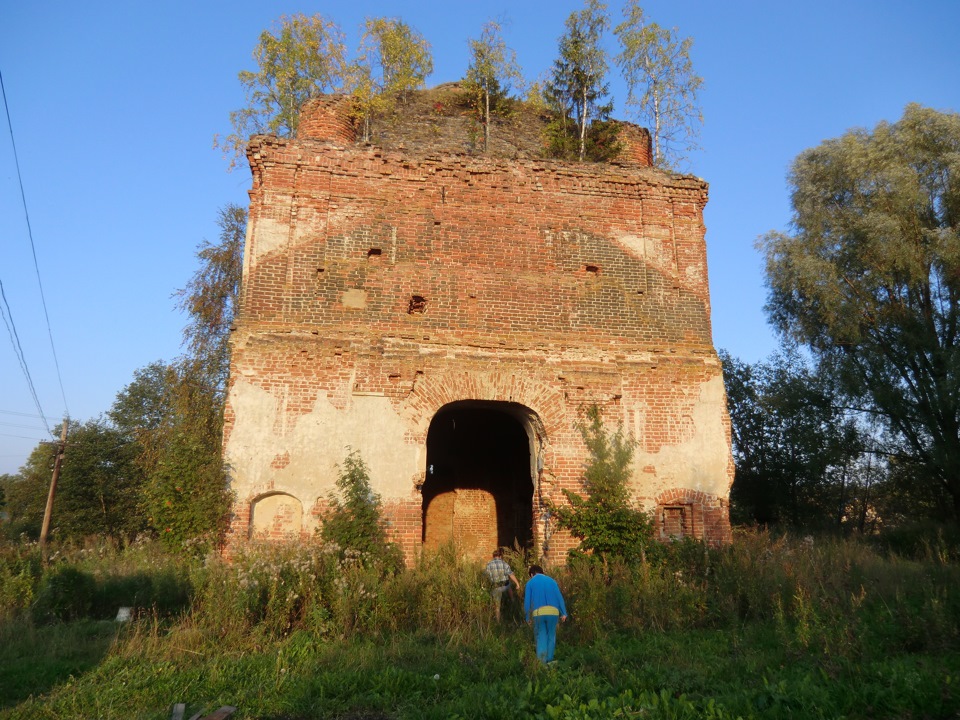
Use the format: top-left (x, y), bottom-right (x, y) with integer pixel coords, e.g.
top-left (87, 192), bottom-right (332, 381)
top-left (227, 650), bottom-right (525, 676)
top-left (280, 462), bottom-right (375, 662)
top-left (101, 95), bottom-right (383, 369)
top-left (39, 420), bottom-right (68, 552)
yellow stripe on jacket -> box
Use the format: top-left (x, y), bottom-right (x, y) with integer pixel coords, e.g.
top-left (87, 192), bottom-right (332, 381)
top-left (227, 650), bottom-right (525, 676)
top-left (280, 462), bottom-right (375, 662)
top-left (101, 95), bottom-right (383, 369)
top-left (532, 606), bottom-right (560, 617)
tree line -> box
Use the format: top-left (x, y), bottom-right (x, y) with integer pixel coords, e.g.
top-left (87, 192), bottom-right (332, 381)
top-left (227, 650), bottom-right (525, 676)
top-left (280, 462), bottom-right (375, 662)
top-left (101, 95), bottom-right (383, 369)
top-left (0, 206), bottom-right (245, 551)
top-left (215, 1), bottom-right (704, 169)
top-left (725, 104), bottom-right (960, 533)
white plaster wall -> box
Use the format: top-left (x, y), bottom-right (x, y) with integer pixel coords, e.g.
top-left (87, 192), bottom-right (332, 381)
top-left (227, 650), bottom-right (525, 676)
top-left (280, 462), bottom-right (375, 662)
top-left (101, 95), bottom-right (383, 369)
top-left (248, 217), bottom-right (290, 266)
top-left (225, 379), bottom-right (422, 532)
top-left (613, 230), bottom-right (677, 283)
top-left (629, 374), bottom-right (732, 500)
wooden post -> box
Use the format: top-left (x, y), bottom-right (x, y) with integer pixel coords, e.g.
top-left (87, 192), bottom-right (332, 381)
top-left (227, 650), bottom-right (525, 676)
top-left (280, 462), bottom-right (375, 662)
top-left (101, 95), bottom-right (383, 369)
top-left (39, 420), bottom-right (68, 551)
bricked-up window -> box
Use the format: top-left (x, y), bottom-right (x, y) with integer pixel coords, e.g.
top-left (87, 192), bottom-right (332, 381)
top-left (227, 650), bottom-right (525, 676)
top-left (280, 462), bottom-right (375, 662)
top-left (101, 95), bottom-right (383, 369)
top-left (661, 505), bottom-right (692, 539)
top-left (251, 492), bottom-right (304, 540)
top-left (408, 295), bottom-right (427, 314)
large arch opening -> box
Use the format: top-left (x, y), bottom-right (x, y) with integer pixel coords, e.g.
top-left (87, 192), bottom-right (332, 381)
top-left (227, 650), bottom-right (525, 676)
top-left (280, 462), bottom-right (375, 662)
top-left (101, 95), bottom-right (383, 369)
top-left (422, 401), bottom-right (536, 559)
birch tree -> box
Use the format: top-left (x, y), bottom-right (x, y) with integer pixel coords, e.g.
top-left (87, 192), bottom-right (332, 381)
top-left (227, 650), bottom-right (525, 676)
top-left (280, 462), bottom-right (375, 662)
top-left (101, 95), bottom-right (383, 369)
top-left (174, 203), bottom-right (246, 394)
top-left (216, 14), bottom-right (347, 169)
top-left (464, 20), bottom-right (523, 153)
top-left (351, 17), bottom-right (433, 142)
top-left (614, 0), bottom-right (702, 170)
top-left (546, 0), bottom-right (612, 161)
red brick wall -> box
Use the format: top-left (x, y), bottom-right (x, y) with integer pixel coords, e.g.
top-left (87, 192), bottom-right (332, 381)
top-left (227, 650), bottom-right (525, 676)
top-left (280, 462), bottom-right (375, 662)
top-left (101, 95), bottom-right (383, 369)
top-left (224, 92), bottom-right (732, 564)
top-left (240, 139), bottom-right (710, 350)
top-left (296, 95), bottom-right (358, 144)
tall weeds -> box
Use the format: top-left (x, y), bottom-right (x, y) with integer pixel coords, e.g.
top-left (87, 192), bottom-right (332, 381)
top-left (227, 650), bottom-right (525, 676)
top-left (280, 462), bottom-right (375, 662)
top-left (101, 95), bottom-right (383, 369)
top-left (3, 529), bottom-right (960, 664)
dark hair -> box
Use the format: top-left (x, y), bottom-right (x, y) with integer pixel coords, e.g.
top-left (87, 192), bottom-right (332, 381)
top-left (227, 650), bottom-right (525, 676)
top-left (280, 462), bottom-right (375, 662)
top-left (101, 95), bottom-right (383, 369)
top-left (528, 564), bottom-right (544, 577)
top-left (492, 549), bottom-right (503, 558)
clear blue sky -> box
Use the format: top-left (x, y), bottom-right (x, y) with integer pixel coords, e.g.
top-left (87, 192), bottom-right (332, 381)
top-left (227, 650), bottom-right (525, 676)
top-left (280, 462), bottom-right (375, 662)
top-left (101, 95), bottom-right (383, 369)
top-left (2, 1), bottom-right (958, 474)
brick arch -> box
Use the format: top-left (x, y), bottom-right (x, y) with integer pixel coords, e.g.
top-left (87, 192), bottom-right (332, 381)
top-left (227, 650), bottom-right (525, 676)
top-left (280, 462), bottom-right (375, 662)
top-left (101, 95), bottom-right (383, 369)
top-left (249, 491), bottom-right (305, 540)
top-left (399, 370), bottom-right (567, 444)
top-left (653, 488), bottom-right (731, 545)
top-left (422, 399), bottom-right (540, 560)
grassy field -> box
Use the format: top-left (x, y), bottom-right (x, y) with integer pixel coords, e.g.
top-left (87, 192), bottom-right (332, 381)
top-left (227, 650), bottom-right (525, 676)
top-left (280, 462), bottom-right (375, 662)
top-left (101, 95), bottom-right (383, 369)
top-left (1, 532), bottom-right (959, 719)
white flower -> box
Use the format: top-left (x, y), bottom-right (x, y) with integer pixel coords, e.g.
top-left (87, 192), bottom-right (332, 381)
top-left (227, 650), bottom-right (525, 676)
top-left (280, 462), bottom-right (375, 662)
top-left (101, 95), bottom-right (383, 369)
top-left (433, 674), bottom-right (440, 681)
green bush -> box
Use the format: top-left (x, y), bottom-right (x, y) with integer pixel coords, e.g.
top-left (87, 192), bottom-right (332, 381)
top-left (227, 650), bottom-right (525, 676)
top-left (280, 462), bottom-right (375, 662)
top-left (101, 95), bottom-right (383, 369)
top-left (2, 538), bottom-right (196, 625)
top-left (94, 570), bottom-right (192, 619)
top-left (871, 522), bottom-right (960, 562)
top-left (377, 543), bottom-right (492, 640)
top-left (194, 539), bottom-right (341, 642)
top-left (320, 449), bottom-right (404, 574)
top-left (0, 542), bottom-right (43, 619)
top-left (31, 566), bottom-right (96, 624)
top-left (551, 405), bottom-right (659, 566)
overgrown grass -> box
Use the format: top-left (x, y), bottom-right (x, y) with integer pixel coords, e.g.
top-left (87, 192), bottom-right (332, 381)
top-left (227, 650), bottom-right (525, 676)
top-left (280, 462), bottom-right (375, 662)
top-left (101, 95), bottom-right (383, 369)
top-left (2, 530), bottom-right (960, 719)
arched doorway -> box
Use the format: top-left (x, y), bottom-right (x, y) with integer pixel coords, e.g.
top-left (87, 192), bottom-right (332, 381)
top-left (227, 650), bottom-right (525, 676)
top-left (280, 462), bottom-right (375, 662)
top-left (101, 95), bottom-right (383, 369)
top-left (422, 401), bottom-right (536, 559)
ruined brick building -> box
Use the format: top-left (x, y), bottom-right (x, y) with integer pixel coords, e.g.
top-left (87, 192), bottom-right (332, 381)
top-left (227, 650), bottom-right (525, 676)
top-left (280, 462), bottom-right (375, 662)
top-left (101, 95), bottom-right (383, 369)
top-left (223, 85), bottom-right (733, 564)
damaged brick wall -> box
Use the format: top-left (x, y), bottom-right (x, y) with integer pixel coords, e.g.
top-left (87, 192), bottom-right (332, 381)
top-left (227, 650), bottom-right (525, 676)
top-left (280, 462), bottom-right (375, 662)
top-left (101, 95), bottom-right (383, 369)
top-left (224, 89), bottom-right (733, 564)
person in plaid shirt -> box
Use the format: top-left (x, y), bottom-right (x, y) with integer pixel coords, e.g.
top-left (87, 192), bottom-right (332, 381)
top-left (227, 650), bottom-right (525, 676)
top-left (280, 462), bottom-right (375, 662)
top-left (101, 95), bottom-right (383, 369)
top-left (484, 549), bottom-right (520, 620)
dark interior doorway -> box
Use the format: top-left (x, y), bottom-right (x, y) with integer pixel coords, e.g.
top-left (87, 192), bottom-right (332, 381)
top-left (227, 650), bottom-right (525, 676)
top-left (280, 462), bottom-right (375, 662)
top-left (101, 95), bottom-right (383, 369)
top-left (422, 401), bottom-right (534, 557)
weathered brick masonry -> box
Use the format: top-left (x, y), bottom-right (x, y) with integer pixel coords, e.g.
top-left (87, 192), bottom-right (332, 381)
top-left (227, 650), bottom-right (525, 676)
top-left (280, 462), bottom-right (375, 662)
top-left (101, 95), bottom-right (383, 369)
top-left (224, 90), bottom-right (734, 564)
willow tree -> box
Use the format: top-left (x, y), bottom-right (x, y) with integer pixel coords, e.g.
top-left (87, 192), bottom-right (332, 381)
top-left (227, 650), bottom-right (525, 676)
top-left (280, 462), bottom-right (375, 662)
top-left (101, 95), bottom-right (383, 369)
top-left (464, 20), bottom-right (523, 153)
top-left (216, 14), bottom-right (347, 168)
top-left (351, 17), bottom-right (433, 142)
top-left (761, 104), bottom-right (960, 521)
top-left (614, 0), bottom-right (702, 170)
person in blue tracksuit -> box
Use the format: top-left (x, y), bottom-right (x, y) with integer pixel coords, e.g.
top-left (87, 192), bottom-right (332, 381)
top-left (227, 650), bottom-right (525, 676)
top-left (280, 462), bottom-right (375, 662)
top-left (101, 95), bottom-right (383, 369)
top-left (523, 565), bottom-right (568, 663)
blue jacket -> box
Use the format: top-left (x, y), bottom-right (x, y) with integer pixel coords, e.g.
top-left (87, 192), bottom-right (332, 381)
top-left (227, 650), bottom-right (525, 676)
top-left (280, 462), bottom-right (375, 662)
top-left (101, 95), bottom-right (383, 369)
top-left (524, 573), bottom-right (567, 621)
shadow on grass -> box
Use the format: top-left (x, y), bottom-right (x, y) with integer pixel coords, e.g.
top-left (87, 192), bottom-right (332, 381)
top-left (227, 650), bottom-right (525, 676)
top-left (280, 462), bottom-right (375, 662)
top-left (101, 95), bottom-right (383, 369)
top-left (0, 619), bottom-right (119, 709)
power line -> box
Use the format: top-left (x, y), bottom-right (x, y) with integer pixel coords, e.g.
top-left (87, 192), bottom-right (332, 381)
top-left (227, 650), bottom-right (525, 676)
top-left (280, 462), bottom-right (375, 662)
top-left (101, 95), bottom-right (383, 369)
top-left (0, 433), bottom-right (47, 442)
top-left (0, 278), bottom-right (48, 432)
top-left (0, 420), bottom-right (48, 431)
top-left (0, 68), bottom-right (69, 425)
top-left (0, 408), bottom-right (44, 418)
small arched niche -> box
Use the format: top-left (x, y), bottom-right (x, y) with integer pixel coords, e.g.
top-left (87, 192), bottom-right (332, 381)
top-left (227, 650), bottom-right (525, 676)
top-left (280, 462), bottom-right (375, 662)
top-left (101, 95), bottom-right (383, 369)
top-left (250, 492), bottom-right (304, 540)
top-left (421, 400), bottom-right (540, 560)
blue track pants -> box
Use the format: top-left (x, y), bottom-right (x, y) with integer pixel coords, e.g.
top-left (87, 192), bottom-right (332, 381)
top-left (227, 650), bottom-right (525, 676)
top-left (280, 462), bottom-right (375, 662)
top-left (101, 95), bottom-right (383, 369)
top-left (533, 615), bottom-right (559, 662)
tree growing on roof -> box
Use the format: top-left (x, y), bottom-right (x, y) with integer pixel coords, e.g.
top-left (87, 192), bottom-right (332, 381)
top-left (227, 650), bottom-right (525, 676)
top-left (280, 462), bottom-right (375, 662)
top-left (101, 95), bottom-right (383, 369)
top-left (463, 19), bottom-right (523, 154)
top-left (216, 13), bottom-right (347, 169)
top-left (545, 0), bottom-right (620, 162)
top-left (614, 0), bottom-right (703, 170)
top-left (350, 17), bottom-right (433, 142)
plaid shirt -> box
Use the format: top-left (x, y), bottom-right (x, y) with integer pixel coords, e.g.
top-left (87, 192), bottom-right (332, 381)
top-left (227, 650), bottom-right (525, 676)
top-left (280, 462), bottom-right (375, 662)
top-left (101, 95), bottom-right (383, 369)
top-left (485, 557), bottom-right (513, 586)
